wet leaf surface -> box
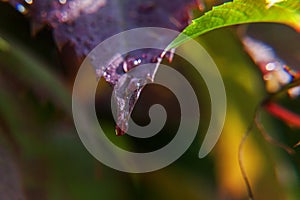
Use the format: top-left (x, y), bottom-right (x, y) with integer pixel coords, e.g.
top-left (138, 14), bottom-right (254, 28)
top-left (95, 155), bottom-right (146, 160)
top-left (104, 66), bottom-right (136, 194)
top-left (6, 0), bottom-right (198, 57)
top-left (3, 0), bottom-right (200, 134)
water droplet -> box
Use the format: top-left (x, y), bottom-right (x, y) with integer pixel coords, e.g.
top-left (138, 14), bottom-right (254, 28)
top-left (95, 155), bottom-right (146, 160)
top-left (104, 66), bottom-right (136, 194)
top-left (135, 59), bottom-right (142, 65)
top-left (121, 62), bottom-right (128, 73)
top-left (288, 86), bottom-right (300, 99)
top-left (25, 0), bottom-right (33, 5)
top-left (275, 68), bottom-right (293, 85)
top-left (16, 3), bottom-right (26, 14)
top-left (115, 126), bottom-right (126, 136)
top-left (266, 62), bottom-right (277, 71)
top-left (59, 0), bottom-right (67, 5)
top-left (94, 50), bottom-right (167, 136)
top-left (265, 73), bottom-right (281, 93)
top-left (113, 65), bottom-right (156, 135)
top-left (263, 73), bottom-right (273, 81)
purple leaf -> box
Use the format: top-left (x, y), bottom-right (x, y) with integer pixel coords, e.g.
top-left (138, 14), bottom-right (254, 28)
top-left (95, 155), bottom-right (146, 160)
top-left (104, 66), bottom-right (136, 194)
top-left (5, 0), bottom-right (201, 135)
top-left (8, 0), bottom-right (199, 57)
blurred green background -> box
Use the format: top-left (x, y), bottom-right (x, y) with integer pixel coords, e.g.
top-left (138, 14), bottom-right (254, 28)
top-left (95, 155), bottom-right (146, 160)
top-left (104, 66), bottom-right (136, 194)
top-left (0, 1), bottom-right (300, 200)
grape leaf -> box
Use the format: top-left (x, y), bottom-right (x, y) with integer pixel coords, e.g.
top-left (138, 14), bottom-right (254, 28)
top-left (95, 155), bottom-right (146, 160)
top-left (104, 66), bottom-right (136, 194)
top-left (168, 0), bottom-right (300, 49)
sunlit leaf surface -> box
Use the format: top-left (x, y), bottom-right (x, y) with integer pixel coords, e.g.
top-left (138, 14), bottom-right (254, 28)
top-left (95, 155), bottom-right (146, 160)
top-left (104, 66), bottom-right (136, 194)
top-left (169, 0), bottom-right (300, 49)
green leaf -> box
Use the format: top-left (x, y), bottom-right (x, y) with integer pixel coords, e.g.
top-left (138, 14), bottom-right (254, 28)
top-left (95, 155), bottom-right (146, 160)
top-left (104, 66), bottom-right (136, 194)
top-left (167, 0), bottom-right (300, 50)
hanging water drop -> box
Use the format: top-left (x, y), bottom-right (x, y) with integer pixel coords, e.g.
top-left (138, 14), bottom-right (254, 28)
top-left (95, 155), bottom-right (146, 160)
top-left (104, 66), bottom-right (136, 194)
top-left (115, 126), bottom-right (126, 136)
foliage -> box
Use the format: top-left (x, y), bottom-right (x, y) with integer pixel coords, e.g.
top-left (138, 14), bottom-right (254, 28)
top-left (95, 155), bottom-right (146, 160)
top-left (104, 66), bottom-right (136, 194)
top-left (0, 0), bottom-right (300, 200)
top-left (169, 0), bottom-right (300, 49)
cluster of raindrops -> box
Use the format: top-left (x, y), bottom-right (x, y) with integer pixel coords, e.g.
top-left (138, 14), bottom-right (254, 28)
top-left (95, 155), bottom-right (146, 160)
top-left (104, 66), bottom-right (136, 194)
top-left (95, 49), bottom-right (171, 86)
top-left (93, 49), bottom-right (174, 135)
top-left (95, 51), bottom-right (164, 136)
top-left (242, 36), bottom-right (300, 98)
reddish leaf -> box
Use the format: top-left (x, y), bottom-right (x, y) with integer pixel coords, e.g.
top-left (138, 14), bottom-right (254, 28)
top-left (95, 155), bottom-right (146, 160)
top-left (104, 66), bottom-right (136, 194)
top-left (7, 0), bottom-right (199, 58)
top-left (5, 0), bottom-right (201, 135)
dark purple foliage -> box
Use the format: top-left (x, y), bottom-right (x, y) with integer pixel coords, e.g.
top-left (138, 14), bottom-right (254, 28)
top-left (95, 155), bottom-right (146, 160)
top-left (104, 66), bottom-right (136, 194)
top-left (6, 0), bottom-right (201, 135)
top-left (8, 0), bottom-right (199, 57)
